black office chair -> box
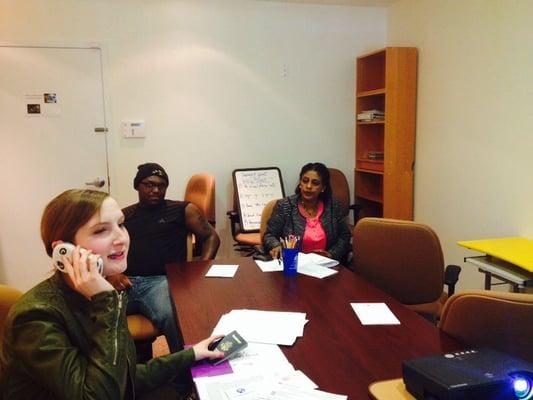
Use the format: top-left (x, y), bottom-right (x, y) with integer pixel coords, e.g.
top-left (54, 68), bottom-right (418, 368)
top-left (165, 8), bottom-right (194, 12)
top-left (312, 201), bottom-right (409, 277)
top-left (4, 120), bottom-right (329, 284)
top-left (227, 201), bottom-right (262, 256)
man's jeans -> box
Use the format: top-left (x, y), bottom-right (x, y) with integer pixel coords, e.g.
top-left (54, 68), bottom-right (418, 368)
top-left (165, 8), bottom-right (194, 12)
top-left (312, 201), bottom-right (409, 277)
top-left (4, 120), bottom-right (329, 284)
top-left (126, 275), bottom-right (184, 353)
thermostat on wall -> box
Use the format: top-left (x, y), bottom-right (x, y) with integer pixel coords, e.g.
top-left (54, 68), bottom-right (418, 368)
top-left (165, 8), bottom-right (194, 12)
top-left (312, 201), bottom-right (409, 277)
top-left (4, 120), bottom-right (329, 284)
top-left (122, 120), bottom-right (146, 138)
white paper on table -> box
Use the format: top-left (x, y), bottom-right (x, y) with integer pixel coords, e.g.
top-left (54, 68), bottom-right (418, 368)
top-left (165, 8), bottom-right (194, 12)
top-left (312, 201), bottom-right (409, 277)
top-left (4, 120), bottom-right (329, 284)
top-left (222, 376), bottom-right (344, 400)
top-left (275, 370), bottom-right (318, 390)
top-left (351, 303), bottom-right (401, 325)
top-left (229, 343), bottom-right (295, 376)
top-left (255, 259), bottom-right (283, 272)
top-left (262, 386), bottom-right (348, 400)
top-left (212, 309), bottom-right (307, 346)
top-left (297, 263), bottom-right (338, 279)
top-left (195, 374), bottom-right (266, 400)
top-left (294, 253), bottom-right (339, 279)
top-left (205, 264), bottom-right (239, 278)
top-left (298, 253), bottom-right (339, 268)
top-left (195, 366), bottom-right (342, 400)
top-left (224, 381), bottom-right (264, 399)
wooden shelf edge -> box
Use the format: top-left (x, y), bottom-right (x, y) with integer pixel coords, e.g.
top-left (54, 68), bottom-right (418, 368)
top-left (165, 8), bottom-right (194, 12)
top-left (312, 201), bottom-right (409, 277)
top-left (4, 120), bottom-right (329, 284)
top-left (355, 168), bottom-right (384, 175)
top-left (356, 194), bottom-right (383, 204)
top-left (356, 48), bottom-right (386, 59)
top-left (357, 88), bottom-right (386, 97)
top-left (356, 120), bottom-right (385, 125)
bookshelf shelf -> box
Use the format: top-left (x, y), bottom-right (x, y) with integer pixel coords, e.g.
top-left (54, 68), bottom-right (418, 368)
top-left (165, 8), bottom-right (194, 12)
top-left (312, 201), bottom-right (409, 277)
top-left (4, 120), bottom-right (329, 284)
top-left (357, 120), bottom-right (385, 125)
top-left (355, 162), bottom-right (384, 174)
top-left (356, 193), bottom-right (383, 204)
top-left (357, 88), bottom-right (386, 97)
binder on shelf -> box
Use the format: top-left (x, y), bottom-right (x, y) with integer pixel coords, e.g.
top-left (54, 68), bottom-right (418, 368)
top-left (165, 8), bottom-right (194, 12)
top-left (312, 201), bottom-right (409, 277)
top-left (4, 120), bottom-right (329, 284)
top-left (357, 109), bottom-right (385, 122)
top-left (367, 151), bottom-right (384, 160)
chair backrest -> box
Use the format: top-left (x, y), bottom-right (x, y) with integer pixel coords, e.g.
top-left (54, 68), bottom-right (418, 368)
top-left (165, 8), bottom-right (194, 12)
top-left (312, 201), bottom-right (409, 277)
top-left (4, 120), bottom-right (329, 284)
top-left (0, 284), bottom-right (23, 344)
top-left (328, 168), bottom-right (350, 218)
top-left (259, 199), bottom-right (279, 243)
top-left (353, 217), bottom-right (444, 305)
top-left (439, 290), bottom-right (533, 362)
top-left (184, 173), bottom-right (216, 227)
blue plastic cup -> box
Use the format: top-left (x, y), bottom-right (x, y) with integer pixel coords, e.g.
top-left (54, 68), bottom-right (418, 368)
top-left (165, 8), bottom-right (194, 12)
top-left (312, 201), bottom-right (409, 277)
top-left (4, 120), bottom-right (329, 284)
top-left (282, 248), bottom-right (298, 276)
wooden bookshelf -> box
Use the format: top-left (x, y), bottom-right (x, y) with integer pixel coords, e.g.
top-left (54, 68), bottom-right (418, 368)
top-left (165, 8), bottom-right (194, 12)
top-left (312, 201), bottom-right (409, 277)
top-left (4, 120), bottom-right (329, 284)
top-left (355, 47), bottom-right (417, 221)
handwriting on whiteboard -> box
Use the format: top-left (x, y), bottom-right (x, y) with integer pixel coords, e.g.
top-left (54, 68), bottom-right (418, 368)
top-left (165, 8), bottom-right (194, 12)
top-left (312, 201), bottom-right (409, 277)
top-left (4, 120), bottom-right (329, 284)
top-left (234, 169), bottom-right (284, 231)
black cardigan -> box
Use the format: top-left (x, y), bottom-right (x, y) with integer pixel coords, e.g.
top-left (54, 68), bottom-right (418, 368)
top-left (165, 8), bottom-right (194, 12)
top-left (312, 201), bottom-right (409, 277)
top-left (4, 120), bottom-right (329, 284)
top-left (263, 194), bottom-right (351, 261)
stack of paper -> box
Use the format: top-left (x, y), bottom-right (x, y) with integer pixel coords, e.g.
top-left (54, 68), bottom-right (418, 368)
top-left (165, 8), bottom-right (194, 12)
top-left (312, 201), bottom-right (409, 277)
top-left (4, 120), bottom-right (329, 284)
top-left (191, 343), bottom-right (294, 379)
top-left (195, 315), bottom-right (347, 399)
top-left (196, 371), bottom-right (347, 400)
top-left (195, 352), bottom-right (347, 400)
top-left (297, 253), bottom-right (339, 278)
top-left (212, 309), bottom-right (308, 346)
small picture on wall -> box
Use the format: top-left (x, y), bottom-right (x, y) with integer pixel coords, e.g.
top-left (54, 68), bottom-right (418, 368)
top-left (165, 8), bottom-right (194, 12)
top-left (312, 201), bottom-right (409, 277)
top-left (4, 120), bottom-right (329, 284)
top-left (27, 104), bottom-right (41, 114)
top-left (25, 93), bottom-right (60, 117)
top-left (44, 93), bottom-right (57, 103)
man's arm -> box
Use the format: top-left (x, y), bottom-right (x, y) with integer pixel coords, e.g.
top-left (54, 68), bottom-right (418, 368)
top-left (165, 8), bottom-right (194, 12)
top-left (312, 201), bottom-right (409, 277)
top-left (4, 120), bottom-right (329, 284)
top-left (184, 203), bottom-right (220, 260)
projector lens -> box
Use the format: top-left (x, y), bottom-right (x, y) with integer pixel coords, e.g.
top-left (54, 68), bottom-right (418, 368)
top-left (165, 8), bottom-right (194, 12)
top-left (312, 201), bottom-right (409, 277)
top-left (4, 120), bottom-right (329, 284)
top-left (513, 376), bottom-right (532, 399)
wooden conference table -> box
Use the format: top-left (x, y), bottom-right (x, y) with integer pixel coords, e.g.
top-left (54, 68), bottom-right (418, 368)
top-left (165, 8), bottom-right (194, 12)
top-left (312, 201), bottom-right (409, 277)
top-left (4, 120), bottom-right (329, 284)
top-left (166, 257), bottom-right (462, 398)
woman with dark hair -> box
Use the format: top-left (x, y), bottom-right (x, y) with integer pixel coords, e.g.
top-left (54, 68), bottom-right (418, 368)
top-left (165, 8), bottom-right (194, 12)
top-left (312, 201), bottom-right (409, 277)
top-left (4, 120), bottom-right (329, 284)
top-left (263, 162), bottom-right (351, 261)
top-left (0, 189), bottom-right (223, 400)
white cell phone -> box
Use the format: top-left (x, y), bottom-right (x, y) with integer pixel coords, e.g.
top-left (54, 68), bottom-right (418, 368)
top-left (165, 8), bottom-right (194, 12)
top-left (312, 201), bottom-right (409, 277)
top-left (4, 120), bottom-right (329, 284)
top-left (52, 242), bottom-right (104, 275)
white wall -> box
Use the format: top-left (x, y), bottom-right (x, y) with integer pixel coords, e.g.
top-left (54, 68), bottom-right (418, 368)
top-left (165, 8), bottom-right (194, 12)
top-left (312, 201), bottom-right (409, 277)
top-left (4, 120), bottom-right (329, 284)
top-left (0, 0), bottom-right (386, 288)
top-left (388, 0), bottom-right (533, 291)
top-left (105, 1), bottom-right (386, 257)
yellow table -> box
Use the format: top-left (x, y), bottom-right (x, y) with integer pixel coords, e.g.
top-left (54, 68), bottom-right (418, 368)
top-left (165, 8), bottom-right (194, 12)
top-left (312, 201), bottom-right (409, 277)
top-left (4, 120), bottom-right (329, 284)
top-left (458, 237), bottom-right (533, 292)
top-left (368, 378), bottom-right (414, 400)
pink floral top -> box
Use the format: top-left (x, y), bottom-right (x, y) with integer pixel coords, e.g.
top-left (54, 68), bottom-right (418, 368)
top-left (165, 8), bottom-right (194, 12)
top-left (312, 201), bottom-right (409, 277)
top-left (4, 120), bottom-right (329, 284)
top-left (297, 201), bottom-right (327, 253)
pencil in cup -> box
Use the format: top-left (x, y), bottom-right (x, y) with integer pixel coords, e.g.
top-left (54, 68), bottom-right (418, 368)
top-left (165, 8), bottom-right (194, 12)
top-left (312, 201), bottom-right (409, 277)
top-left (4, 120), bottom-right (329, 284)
top-left (280, 236), bottom-right (299, 276)
top-left (279, 235), bottom-right (300, 249)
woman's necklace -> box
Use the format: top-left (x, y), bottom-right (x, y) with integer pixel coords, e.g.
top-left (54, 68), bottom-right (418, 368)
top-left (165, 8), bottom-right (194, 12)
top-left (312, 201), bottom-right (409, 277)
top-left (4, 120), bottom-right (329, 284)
top-left (301, 201), bottom-right (318, 218)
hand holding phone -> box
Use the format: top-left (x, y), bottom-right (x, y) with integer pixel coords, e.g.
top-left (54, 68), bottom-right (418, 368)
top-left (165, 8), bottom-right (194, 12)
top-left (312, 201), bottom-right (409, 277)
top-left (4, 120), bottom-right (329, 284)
top-left (52, 242), bottom-right (113, 299)
top-left (52, 242), bottom-right (104, 275)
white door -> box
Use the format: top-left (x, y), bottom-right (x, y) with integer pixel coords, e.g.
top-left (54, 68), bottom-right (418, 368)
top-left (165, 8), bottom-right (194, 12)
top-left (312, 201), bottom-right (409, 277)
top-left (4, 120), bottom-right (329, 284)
top-left (0, 45), bottom-right (109, 290)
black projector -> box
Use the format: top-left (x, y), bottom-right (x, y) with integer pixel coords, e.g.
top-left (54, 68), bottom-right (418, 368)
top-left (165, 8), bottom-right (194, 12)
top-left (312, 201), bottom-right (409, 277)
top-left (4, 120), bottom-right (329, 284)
top-left (402, 348), bottom-right (533, 400)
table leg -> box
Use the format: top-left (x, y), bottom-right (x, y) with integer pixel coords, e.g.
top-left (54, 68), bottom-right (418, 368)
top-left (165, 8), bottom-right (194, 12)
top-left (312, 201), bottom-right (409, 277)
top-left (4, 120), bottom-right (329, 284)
top-left (483, 271), bottom-right (491, 290)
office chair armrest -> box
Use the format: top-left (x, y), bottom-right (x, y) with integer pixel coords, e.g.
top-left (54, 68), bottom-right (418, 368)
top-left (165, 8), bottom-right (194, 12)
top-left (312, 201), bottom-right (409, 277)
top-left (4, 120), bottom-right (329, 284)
top-left (349, 203), bottom-right (362, 223)
top-left (227, 210), bottom-right (240, 237)
top-left (444, 264), bottom-right (461, 296)
top-left (253, 244), bottom-right (265, 256)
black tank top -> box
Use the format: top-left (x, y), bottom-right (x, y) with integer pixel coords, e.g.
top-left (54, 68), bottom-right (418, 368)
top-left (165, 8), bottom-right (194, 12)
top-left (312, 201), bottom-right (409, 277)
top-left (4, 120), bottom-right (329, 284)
top-left (122, 200), bottom-right (189, 276)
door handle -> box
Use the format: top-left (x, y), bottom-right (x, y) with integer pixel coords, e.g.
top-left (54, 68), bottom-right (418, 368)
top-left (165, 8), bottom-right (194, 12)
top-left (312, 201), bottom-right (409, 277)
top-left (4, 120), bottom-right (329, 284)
top-left (85, 177), bottom-right (106, 188)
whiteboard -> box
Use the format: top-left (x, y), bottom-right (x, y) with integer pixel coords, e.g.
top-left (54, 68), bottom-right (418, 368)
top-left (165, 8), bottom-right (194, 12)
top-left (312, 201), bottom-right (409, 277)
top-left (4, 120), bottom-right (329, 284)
top-left (233, 167), bottom-right (285, 232)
